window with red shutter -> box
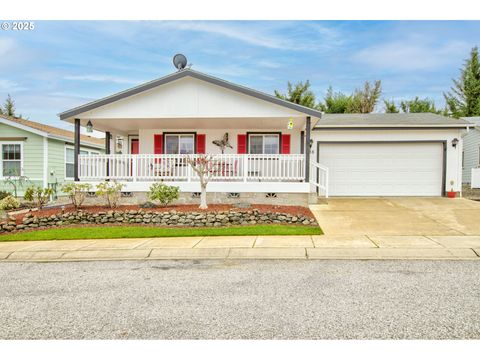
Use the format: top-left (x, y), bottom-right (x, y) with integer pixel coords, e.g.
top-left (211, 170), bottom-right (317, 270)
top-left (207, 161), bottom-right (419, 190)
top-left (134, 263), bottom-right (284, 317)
top-left (196, 134), bottom-right (206, 154)
top-left (281, 134), bottom-right (291, 154)
top-left (237, 134), bottom-right (247, 154)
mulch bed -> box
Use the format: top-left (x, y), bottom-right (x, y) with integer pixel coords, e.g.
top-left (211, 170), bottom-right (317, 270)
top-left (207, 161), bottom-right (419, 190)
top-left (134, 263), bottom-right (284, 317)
top-left (9, 204), bottom-right (315, 225)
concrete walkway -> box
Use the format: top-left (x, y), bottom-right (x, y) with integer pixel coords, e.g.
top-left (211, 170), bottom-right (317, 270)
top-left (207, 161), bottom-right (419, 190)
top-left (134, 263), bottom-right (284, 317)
top-left (1, 235), bottom-right (480, 261)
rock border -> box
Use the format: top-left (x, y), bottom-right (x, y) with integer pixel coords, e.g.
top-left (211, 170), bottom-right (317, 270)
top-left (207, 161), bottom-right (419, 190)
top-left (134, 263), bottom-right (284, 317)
top-left (0, 209), bottom-right (318, 233)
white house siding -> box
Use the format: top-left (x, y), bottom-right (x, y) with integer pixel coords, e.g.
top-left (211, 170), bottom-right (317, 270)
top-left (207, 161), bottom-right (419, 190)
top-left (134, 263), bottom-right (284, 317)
top-left (75, 77), bottom-right (306, 121)
top-left (311, 129), bottom-right (464, 193)
top-left (137, 128), bottom-right (303, 155)
top-left (461, 117), bottom-right (480, 183)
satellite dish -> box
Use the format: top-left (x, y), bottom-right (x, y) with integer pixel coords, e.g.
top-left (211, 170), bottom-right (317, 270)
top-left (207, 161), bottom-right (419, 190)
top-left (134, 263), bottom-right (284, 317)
top-left (173, 54), bottom-right (188, 70)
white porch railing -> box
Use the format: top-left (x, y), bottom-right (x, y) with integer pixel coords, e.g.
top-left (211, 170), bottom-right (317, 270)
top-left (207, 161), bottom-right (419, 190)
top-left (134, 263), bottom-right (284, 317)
top-left (472, 168), bottom-right (480, 189)
top-left (78, 154), bottom-right (306, 182)
top-left (310, 161), bottom-right (329, 198)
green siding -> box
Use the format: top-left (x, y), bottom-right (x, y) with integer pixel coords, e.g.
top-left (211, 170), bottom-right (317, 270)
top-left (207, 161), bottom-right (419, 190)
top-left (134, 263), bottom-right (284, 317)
top-left (0, 122), bottom-right (104, 197)
top-left (0, 123), bottom-right (44, 196)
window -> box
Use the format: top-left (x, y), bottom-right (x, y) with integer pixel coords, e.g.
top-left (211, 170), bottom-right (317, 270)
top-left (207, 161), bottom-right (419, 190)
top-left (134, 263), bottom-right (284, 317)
top-left (164, 134), bottom-right (195, 154)
top-left (65, 147), bottom-right (96, 179)
top-left (1, 143), bottom-right (22, 177)
top-left (248, 134), bottom-right (279, 154)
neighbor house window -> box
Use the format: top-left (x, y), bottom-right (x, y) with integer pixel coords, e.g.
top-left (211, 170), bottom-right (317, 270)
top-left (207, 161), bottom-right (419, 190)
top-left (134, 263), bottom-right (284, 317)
top-left (164, 134), bottom-right (195, 154)
top-left (1, 143), bottom-right (22, 177)
top-left (248, 134), bottom-right (279, 154)
top-left (65, 147), bottom-right (97, 179)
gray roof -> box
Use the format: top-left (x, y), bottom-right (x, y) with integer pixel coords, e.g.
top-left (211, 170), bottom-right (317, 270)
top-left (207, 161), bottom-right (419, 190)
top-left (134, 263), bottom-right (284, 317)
top-left (59, 69), bottom-right (323, 120)
top-left (462, 117), bottom-right (480, 127)
top-left (314, 113), bottom-right (472, 129)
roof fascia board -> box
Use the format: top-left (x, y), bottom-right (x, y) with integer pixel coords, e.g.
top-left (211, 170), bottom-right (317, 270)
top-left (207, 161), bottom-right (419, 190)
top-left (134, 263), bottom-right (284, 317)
top-left (47, 134), bottom-right (104, 149)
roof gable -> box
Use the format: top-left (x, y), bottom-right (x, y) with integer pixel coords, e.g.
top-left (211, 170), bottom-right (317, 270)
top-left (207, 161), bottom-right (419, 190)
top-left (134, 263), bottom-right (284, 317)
top-left (59, 69), bottom-right (323, 120)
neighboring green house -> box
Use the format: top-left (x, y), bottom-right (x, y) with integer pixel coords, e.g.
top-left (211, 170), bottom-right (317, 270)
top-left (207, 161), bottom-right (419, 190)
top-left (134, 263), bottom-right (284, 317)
top-left (0, 114), bottom-right (104, 197)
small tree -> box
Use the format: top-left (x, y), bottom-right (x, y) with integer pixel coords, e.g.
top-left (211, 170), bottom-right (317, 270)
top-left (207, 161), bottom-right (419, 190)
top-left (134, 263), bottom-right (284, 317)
top-left (383, 99), bottom-right (399, 113)
top-left (3, 168), bottom-right (30, 198)
top-left (186, 155), bottom-right (220, 209)
top-left (2, 94), bottom-right (16, 117)
top-left (148, 182), bottom-right (179, 207)
top-left (400, 97), bottom-right (439, 114)
top-left (23, 186), bottom-right (53, 209)
top-left (319, 86), bottom-right (353, 113)
top-left (274, 80), bottom-right (317, 109)
top-left (61, 182), bottom-right (92, 209)
top-left (96, 181), bottom-right (124, 208)
top-left (348, 80), bottom-right (382, 113)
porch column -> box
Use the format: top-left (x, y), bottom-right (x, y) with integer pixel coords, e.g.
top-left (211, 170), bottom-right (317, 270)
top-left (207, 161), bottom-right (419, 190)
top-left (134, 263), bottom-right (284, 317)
top-left (105, 131), bottom-right (111, 179)
top-left (105, 132), bottom-right (111, 154)
top-left (305, 116), bottom-right (311, 182)
top-left (74, 118), bottom-right (80, 181)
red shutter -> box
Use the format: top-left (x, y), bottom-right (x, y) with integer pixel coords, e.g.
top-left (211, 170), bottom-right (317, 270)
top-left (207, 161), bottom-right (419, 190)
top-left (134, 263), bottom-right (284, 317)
top-left (154, 134), bottom-right (163, 154)
top-left (237, 134), bottom-right (247, 154)
top-left (196, 134), bottom-right (206, 154)
top-left (281, 134), bottom-right (291, 154)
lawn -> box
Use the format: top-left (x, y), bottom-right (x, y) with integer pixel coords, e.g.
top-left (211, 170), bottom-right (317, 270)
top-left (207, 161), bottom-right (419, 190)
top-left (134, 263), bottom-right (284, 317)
top-left (0, 225), bottom-right (322, 241)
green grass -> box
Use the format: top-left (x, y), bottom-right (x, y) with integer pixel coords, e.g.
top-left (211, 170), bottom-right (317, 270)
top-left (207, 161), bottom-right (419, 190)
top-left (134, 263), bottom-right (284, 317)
top-left (0, 225), bottom-right (322, 241)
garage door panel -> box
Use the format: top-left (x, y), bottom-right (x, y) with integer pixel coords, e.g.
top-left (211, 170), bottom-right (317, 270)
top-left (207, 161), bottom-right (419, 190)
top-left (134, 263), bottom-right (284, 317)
top-left (318, 143), bottom-right (443, 196)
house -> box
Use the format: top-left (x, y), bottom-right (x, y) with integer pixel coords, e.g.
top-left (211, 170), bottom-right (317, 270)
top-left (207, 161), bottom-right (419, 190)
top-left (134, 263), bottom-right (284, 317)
top-left (0, 114), bottom-right (104, 196)
top-left (461, 117), bottom-right (480, 188)
top-left (58, 66), bottom-right (471, 204)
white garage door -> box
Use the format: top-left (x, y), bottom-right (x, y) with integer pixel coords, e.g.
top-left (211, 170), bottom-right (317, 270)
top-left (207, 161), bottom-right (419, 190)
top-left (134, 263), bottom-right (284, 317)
top-left (318, 142), bottom-right (444, 196)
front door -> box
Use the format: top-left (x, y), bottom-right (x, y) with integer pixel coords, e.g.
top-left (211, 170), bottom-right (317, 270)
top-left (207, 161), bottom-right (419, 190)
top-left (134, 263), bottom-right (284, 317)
top-left (131, 139), bottom-right (139, 154)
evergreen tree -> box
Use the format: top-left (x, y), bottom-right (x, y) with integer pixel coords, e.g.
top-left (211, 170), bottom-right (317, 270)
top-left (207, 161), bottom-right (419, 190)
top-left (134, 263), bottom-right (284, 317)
top-left (444, 46), bottom-right (480, 117)
top-left (274, 80), bottom-right (317, 109)
top-left (2, 94), bottom-right (16, 117)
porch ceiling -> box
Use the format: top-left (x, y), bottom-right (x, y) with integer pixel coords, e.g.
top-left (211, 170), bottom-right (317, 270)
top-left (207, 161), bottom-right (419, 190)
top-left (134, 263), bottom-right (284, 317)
top-left (68, 117), bottom-right (310, 134)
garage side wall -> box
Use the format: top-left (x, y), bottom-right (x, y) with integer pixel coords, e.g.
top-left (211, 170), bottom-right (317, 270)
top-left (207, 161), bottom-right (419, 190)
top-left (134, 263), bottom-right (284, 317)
top-left (311, 129), bottom-right (464, 194)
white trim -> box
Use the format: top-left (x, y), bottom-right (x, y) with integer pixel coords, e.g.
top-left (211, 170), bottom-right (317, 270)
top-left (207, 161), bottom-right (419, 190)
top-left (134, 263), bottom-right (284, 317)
top-left (248, 133), bottom-right (280, 154)
top-left (0, 141), bottom-right (24, 179)
top-left (314, 124), bottom-right (473, 129)
top-left (48, 134), bottom-right (105, 149)
top-left (43, 137), bottom-right (48, 188)
top-left (77, 181), bottom-right (310, 193)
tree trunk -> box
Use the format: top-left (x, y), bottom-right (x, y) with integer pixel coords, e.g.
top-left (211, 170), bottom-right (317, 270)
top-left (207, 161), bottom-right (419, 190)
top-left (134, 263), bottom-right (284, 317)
top-left (199, 182), bottom-right (208, 209)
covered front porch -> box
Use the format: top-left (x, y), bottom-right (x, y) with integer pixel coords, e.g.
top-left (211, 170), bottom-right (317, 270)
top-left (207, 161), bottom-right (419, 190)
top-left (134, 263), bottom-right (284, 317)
top-left (59, 68), bottom-right (328, 198)
top-left (73, 116), bottom-right (313, 194)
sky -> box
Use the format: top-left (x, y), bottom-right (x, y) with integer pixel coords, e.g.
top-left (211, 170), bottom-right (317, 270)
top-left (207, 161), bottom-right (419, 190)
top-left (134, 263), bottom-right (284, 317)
top-left (1, 20), bottom-right (480, 131)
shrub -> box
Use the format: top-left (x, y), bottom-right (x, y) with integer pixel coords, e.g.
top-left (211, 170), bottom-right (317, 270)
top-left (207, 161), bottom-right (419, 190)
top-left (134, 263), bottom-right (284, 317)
top-left (148, 182), bottom-right (179, 207)
top-left (0, 195), bottom-right (20, 210)
top-left (23, 186), bottom-right (53, 209)
top-left (61, 183), bottom-right (92, 209)
top-left (0, 190), bottom-right (11, 200)
top-left (96, 181), bottom-right (124, 208)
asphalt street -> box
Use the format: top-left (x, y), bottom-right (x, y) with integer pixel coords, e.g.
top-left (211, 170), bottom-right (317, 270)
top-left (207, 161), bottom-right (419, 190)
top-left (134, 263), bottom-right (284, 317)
top-left (0, 260), bottom-right (479, 339)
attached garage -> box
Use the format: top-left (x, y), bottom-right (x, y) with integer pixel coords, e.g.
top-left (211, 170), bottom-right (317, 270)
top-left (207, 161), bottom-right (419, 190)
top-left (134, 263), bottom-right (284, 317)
top-left (317, 142), bottom-right (445, 196)
top-left (311, 113), bottom-right (472, 197)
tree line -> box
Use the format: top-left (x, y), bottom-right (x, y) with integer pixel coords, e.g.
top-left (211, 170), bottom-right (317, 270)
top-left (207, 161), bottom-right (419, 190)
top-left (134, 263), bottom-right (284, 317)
top-left (275, 46), bottom-right (480, 117)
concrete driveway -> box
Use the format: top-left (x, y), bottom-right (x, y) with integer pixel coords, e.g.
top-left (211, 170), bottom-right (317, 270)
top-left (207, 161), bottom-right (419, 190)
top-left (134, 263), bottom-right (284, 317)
top-left (310, 197), bottom-right (480, 236)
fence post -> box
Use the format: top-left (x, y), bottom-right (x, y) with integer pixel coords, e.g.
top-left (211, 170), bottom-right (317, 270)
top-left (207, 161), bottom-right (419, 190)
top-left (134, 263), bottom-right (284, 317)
top-left (132, 155), bottom-right (137, 182)
top-left (243, 155), bottom-right (248, 182)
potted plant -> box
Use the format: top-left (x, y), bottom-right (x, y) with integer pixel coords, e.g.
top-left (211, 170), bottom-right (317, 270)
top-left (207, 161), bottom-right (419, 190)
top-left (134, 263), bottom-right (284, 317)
top-left (447, 180), bottom-right (456, 198)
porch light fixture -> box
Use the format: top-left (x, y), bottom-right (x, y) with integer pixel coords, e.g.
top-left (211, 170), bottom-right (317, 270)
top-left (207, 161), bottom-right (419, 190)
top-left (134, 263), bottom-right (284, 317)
top-left (86, 120), bottom-right (93, 133)
top-left (451, 138), bottom-right (459, 148)
top-left (309, 139), bottom-right (314, 148)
